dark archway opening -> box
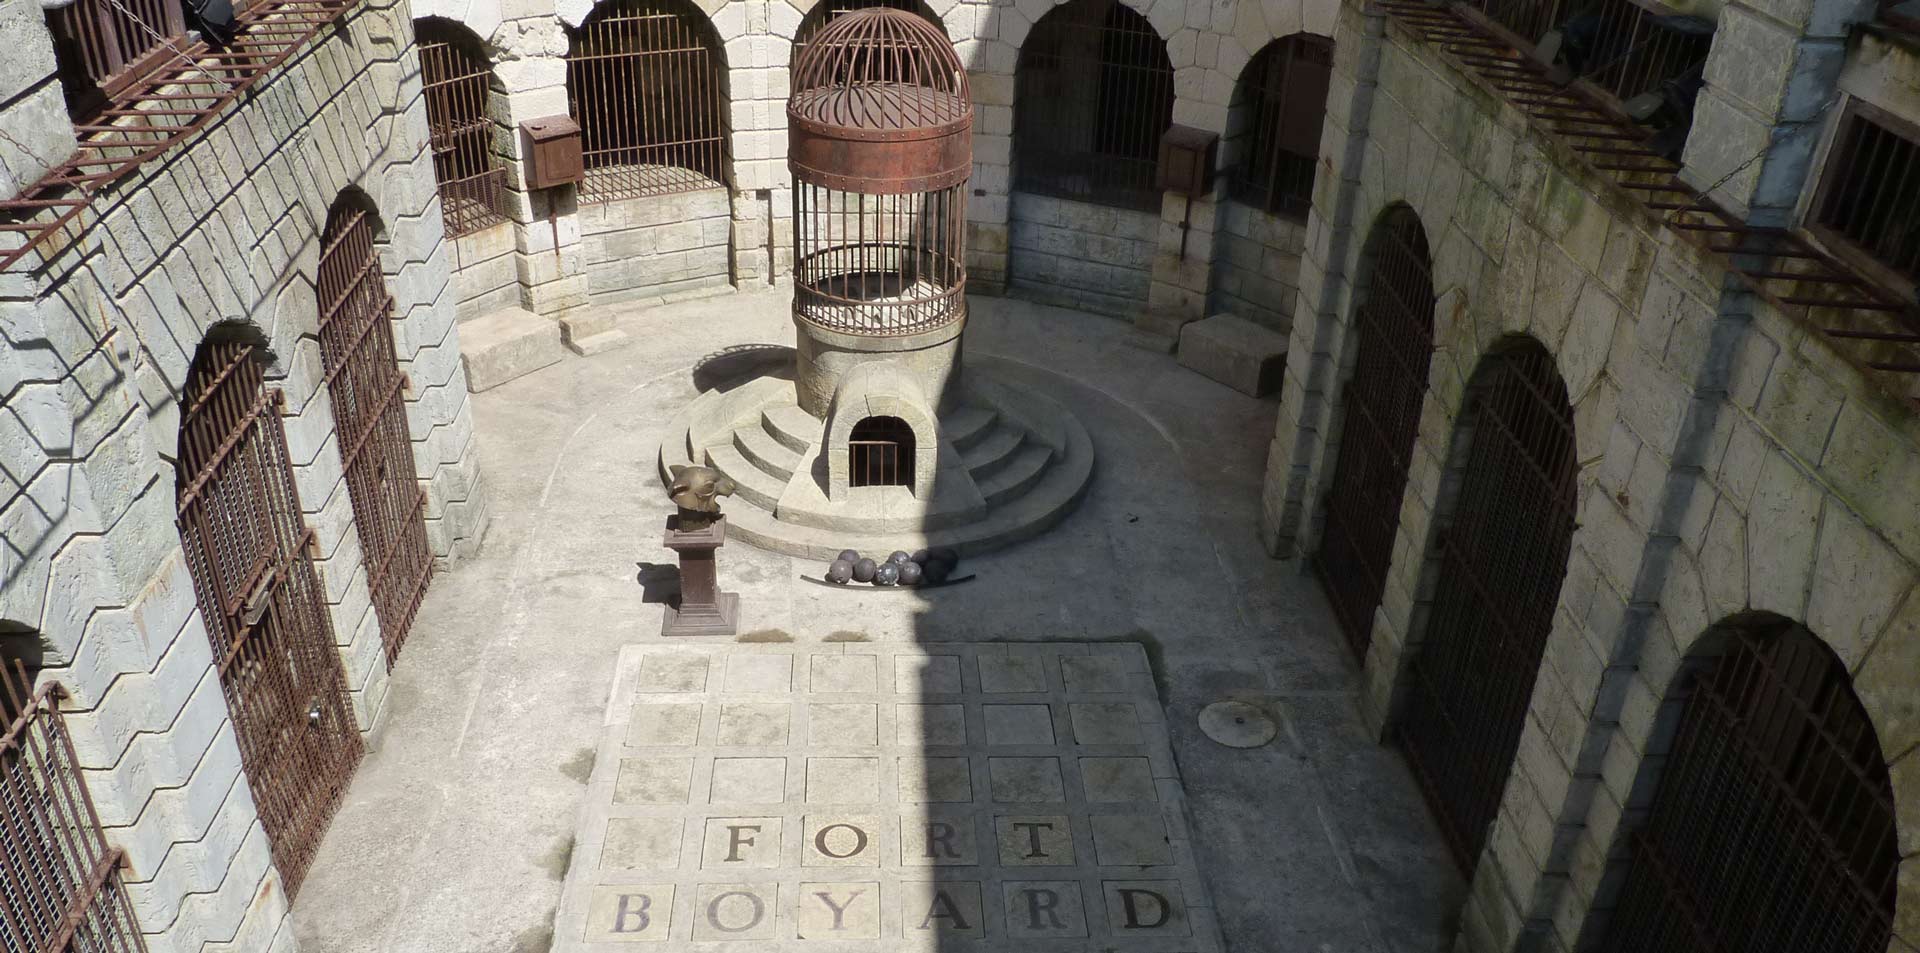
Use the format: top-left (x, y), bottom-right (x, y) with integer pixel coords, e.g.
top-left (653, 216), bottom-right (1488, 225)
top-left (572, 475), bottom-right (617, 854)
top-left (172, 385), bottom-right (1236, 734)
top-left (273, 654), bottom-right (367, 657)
top-left (849, 415), bottom-right (916, 488)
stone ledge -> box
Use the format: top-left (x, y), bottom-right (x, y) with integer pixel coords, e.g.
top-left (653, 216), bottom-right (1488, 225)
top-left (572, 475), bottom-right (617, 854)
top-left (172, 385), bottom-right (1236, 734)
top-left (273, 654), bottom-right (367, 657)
top-left (458, 307), bottom-right (564, 392)
top-left (1177, 314), bottom-right (1287, 397)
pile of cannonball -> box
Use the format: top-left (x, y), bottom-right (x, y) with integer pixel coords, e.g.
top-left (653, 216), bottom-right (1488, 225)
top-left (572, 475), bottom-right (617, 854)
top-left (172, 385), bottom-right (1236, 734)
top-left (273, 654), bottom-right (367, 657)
top-left (824, 547), bottom-right (959, 587)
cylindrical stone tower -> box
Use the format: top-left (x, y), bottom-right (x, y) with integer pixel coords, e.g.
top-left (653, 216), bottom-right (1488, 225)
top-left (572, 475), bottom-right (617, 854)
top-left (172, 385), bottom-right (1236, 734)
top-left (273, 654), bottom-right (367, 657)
top-left (787, 7), bottom-right (972, 417)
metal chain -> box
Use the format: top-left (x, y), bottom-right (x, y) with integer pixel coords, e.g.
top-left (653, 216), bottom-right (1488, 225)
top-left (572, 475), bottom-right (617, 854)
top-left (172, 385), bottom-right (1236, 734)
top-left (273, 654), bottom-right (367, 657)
top-left (93, 0), bottom-right (240, 93)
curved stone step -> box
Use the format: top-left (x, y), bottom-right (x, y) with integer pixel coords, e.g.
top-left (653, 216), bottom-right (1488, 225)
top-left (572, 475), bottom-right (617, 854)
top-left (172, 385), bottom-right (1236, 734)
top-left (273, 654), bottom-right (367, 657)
top-left (943, 405), bottom-right (997, 450)
top-left (961, 424), bottom-right (1025, 479)
top-left (703, 443), bottom-right (788, 512)
top-left (734, 424), bottom-right (803, 482)
top-left (979, 445), bottom-right (1052, 507)
top-left (763, 405), bottom-right (822, 454)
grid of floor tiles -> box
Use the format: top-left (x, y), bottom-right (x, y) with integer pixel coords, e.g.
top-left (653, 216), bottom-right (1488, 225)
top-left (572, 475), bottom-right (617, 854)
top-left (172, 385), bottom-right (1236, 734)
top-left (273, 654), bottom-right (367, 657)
top-left (553, 642), bottom-right (1223, 951)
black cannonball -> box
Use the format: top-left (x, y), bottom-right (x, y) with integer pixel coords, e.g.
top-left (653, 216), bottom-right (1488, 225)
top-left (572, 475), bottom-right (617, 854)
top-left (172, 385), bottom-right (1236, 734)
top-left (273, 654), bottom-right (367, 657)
top-left (928, 546), bottom-right (959, 567)
top-left (826, 559), bottom-right (854, 585)
top-left (872, 562), bottom-right (900, 586)
top-left (852, 557), bottom-right (878, 583)
top-left (922, 560), bottom-right (951, 585)
top-left (836, 549), bottom-right (860, 564)
top-left (887, 550), bottom-right (912, 566)
top-left (910, 548), bottom-right (931, 565)
top-left (897, 561), bottom-right (924, 586)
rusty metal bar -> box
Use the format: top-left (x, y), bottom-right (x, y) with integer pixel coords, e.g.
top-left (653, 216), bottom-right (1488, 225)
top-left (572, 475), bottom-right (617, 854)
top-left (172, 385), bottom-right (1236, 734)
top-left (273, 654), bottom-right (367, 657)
top-left (1396, 342), bottom-right (1578, 872)
top-left (1013, 0), bottom-right (1174, 212)
top-left (173, 339), bottom-right (363, 901)
top-left (1315, 207), bottom-right (1435, 658)
top-left (420, 21), bottom-right (511, 238)
top-left (1596, 622), bottom-right (1898, 953)
top-left (315, 201), bottom-right (435, 668)
top-left (1, 0), bottom-right (357, 271)
top-left (0, 663), bottom-right (149, 953)
top-left (566, 0), bottom-right (730, 203)
top-left (848, 416), bottom-right (915, 487)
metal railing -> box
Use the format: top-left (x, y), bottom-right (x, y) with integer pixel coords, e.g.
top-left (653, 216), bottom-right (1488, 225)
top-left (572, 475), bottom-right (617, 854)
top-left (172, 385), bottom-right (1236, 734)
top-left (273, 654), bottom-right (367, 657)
top-left (44, 0), bottom-right (189, 118)
top-left (793, 0), bottom-right (939, 58)
top-left (1814, 106), bottom-right (1920, 289)
top-left (1464, 0), bottom-right (1712, 107)
top-left (1229, 34), bottom-right (1333, 219)
top-left (848, 416), bottom-right (915, 487)
top-left (1013, 0), bottom-right (1173, 212)
top-left (1596, 621), bottom-right (1897, 953)
top-left (1, 663), bottom-right (148, 953)
top-left (566, 0), bottom-right (729, 202)
top-left (419, 21), bottom-right (510, 238)
top-left (1, 0), bottom-right (359, 271)
top-left (792, 186), bottom-right (967, 335)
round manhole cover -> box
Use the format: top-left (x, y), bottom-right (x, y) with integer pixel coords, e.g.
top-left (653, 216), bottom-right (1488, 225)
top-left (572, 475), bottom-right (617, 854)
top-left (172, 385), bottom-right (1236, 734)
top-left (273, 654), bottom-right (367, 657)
top-left (1199, 701), bottom-right (1277, 749)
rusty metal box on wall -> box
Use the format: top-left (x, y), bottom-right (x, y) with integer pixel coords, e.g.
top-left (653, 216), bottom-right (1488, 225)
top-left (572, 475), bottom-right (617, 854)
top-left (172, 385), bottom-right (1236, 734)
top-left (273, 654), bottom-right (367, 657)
top-left (520, 116), bottom-right (583, 190)
top-left (1156, 125), bottom-right (1219, 198)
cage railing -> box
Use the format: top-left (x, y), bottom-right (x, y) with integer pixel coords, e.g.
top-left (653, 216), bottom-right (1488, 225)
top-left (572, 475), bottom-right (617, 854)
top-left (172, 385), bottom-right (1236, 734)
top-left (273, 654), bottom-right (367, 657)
top-left (1463, 0), bottom-right (1712, 107)
top-left (567, 1), bottom-right (730, 203)
top-left (420, 27), bottom-right (510, 238)
top-left (1, 663), bottom-right (148, 953)
top-left (44, 0), bottom-right (189, 118)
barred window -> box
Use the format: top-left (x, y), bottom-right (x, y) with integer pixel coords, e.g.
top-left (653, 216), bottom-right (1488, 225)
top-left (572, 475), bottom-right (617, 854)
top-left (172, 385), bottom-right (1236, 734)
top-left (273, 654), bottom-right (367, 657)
top-left (1813, 105), bottom-right (1920, 288)
top-left (1, 659), bottom-right (148, 953)
top-left (44, 0), bottom-right (188, 120)
top-left (418, 19), bottom-right (511, 238)
top-left (1469, 0), bottom-right (1712, 107)
top-left (1013, 0), bottom-right (1173, 212)
top-left (1227, 34), bottom-right (1331, 218)
top-left (566, 0), bottom-right (730, 203)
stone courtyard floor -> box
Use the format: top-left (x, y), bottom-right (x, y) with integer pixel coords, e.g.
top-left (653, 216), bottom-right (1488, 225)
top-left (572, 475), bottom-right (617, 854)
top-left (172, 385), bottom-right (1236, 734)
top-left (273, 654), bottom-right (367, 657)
top-left (288, 287), bottom-right (1463, 953)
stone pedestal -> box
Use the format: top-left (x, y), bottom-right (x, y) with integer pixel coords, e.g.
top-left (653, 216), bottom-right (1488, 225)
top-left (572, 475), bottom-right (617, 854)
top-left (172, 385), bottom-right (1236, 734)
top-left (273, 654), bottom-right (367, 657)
top-left (661, 515), bottom-right (739, 637)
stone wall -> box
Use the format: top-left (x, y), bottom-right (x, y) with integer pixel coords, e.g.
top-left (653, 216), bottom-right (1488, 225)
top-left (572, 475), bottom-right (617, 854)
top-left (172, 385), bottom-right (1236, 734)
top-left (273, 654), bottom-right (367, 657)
top-left (1208, 198), bottom-right (1304, 331)
top-left (0, 0), bottom-right (485, 950)
top-left (451, 220), bottom-right (523, 319)
top-left (1261, 1), bottom-right (1920, 952)
top-left (579, 186), bottom-right (735, 303)
top-left (1006, 191), bottom-right (1159, 317)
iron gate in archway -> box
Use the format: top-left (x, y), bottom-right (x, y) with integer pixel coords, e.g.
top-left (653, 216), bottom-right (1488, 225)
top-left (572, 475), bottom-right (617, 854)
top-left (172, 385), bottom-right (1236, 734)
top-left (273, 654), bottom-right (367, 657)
top-left (1396, 341), bottom-right (1576, 870)
top-left (1315, 207), bottom-right (1435, 657)
top-left (1597, 620), bottom-right (1898, 953)
top-left (175, 340), bottom-right (363, 900)
top-left (318, 203), bottom-right (434, 668)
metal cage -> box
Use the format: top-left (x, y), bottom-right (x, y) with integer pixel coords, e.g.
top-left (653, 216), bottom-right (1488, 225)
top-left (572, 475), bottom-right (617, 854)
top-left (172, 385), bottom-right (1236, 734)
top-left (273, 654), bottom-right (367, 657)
top-left (1013, 0), bottom-right (1173, 211)
top-left (788, 6), bottom-right (971, 336)
top-left (1315, 207), bottom-right (1435, 658)
top-left (1228, 34), bottom-right (1332, 218)
top-left (567, 0), bottom-right (730, 202)
top-left (1595, 619), bottom-right (1899, 953)
top-left (420, 19), bottom-right (511, 238)
top-left (793, 0), bottom-right (942, 59)
top-left (1814, 105), bottom-right (1920, 289)
top-left (43, 0), bottom-right (188, 119)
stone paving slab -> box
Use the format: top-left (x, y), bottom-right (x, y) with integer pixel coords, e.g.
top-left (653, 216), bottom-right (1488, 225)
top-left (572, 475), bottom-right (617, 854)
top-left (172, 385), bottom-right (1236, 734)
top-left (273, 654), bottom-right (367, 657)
top-left (554, 642), bottom-right (1225, 952)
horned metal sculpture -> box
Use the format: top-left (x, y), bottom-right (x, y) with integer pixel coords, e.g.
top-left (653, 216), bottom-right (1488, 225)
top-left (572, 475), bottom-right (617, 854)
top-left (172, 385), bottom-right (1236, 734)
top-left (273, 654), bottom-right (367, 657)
top-left (661, 464), bottom-right (739, 636)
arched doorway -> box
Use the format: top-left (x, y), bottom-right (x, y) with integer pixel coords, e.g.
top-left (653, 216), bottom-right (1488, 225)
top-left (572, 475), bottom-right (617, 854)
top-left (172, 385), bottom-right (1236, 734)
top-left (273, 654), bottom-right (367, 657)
top-left (317, 195), bottom-right (434, 667)
top-left (174, 332), bottom-right (362, 899)
top-left (849, 415), bottom-right (916, 488)
top-left (1314, 205), bottom-right (1434, 657)
top-left (1592, 617), bottom-right (1899, 953)
top-left (567, 0), bottom-right (730, 201)
top-left (417, 17), bottom-right (510, 237)
top-left (1395, 338), bottom-right (1577, 871)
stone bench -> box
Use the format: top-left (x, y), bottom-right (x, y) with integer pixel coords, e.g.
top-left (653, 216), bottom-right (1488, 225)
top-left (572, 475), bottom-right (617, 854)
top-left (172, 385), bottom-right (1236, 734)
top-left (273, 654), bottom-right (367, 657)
top-left (1177, 314), bottom-right (1288, 397)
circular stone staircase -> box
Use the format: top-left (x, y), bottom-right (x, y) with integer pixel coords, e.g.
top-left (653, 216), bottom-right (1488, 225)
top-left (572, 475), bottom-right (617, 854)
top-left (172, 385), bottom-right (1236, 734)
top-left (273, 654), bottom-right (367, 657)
top-left (657, 358), bottom-right (1093, 558)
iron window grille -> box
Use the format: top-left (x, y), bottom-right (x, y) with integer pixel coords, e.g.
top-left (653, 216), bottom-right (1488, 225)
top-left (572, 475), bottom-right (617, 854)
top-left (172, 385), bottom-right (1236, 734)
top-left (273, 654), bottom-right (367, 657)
top-left (1594, 620), bottom-right (1898, 953)
top-left (1, 662), bottom-right (149, 953)
top-left (1228, 34), bottom-right (1332, 219)
top-left (566, 0), bottom-right (730, 203)
top-left (1462, 0), bottom-right (1713, 108)
top-left (1812, 103), bottom-right (1920, 294)
top-left (419, 20), bottom-right (511, 239)
top-left (849, 416), bottom-right (916, 487)
top-left (44, 0), bottom-right (189, 120)
top-left (1013, 0), bottom-right (1174, 212)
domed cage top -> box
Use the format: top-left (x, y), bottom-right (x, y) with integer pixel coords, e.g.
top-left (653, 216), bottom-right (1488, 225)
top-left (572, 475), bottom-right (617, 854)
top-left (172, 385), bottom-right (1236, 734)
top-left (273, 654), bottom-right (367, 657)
top-left (788, 6), bottom-right (972, 336)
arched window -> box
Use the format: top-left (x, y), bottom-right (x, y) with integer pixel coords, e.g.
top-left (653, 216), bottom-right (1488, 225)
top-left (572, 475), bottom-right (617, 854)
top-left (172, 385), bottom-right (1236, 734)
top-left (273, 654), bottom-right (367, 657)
top-left (1227, 34), bottom-right (1331, 218)
top-left (418, 19), bottom-right (510, 238)
top-left (567, 0), bottom-right (730, 202)
top-left (849, 416), bottom-right (916, 487)
top-left (1396, 338), bottom-right (1577, 871)
top-left (793, 0), bottom-right (943, 58)
top-left (1013, 0), bottom-right (1173, 211)
top-left (317, 194), bottom-right (434, 666)
top-left (175, 329), bottom-right (362, 899)
top-left (1592, 618), bottom-right (1898, 953)
top-left (1315, 205), bottom-right (1433, 658)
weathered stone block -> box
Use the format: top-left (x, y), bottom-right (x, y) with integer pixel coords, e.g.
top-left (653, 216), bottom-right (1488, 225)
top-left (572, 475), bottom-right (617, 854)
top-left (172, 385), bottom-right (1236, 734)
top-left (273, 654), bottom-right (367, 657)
top-left (458, 306), bottom-right (564, 392)
top-left (1177, 314), bottom-right (1288, 397)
